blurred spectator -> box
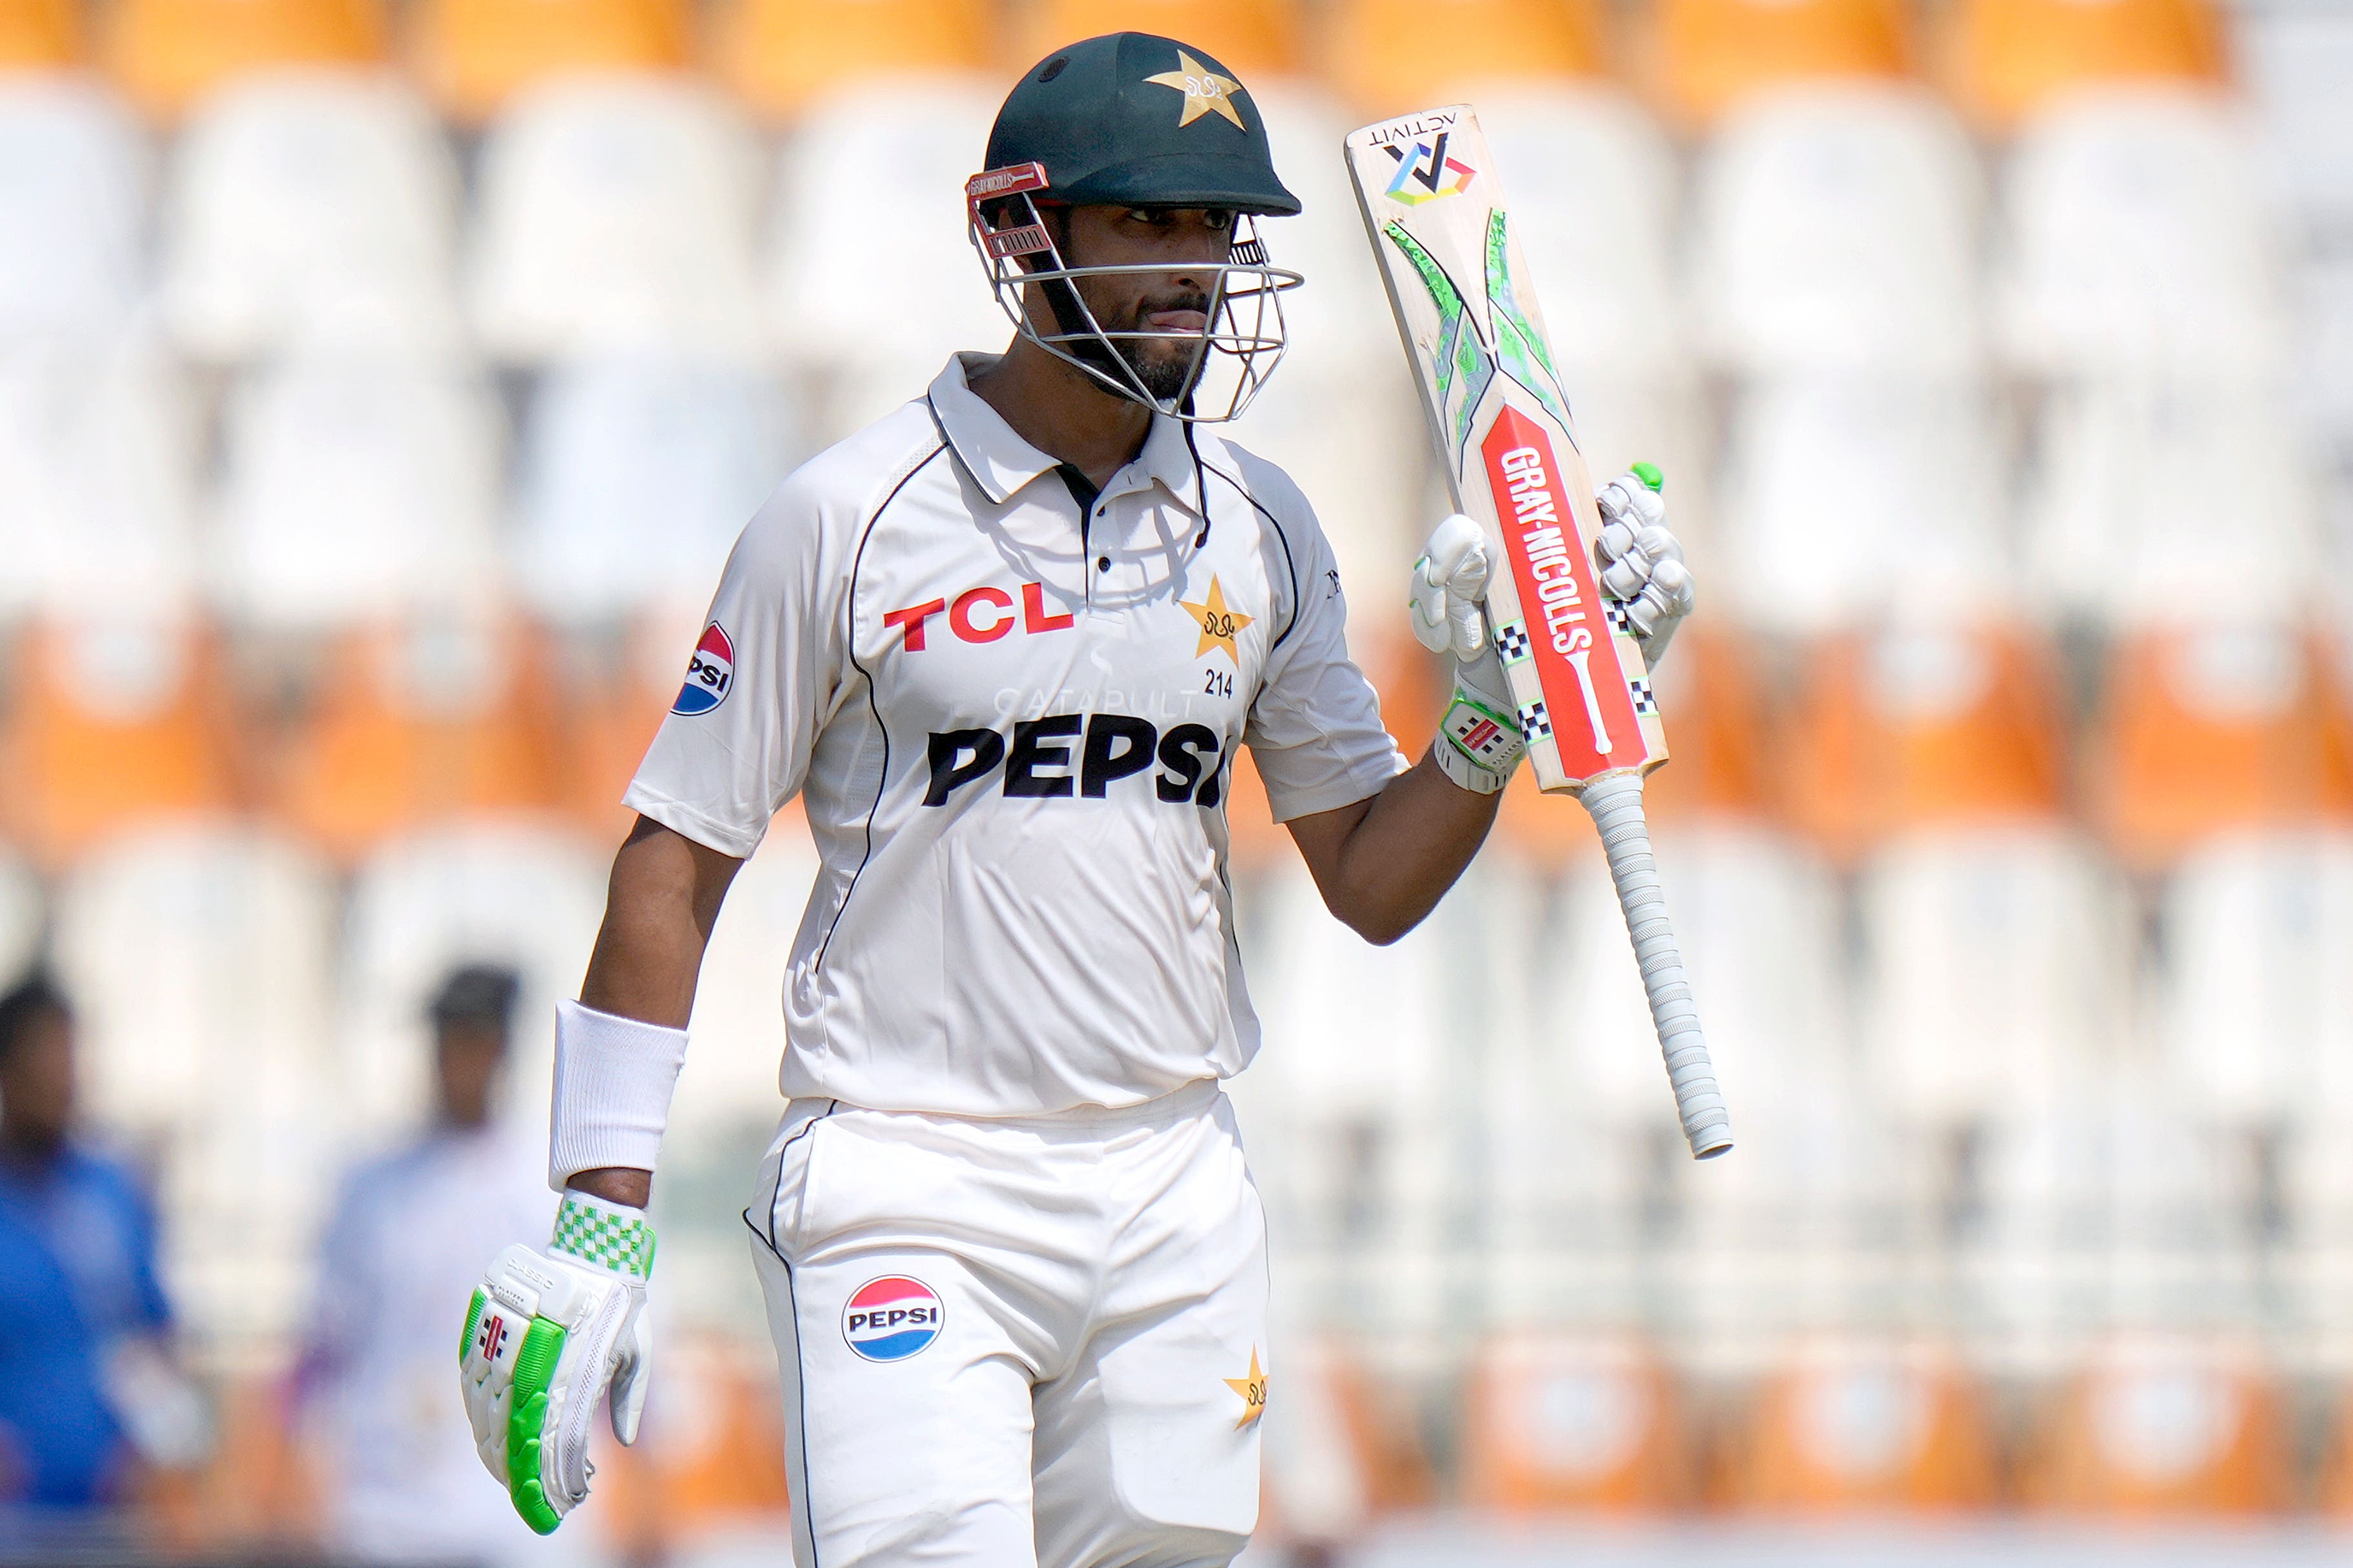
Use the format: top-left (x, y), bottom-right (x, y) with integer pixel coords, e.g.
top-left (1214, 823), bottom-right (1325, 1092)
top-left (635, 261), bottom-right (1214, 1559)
top-left (295, 964), bottom-right (562, 1566)
top-left (0, 969), bottom-right (204, 1522)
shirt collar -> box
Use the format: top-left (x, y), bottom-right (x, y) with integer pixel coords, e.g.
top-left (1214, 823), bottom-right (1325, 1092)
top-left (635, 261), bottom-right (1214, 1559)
top-left (928, 353), bottom-right (1201, 517)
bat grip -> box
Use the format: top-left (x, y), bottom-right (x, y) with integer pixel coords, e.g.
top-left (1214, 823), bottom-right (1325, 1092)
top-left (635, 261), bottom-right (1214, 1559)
top-left (1579, 772), bottom-right (1734, 1160)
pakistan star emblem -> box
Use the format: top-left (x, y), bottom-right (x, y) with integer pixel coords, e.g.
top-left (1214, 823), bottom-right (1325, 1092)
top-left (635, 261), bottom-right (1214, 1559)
top-left (1224, 1348), bottom-right (1268, 1429)
top-left (1143, 51), bottom-right (1247, 130)
top-left (1180, 576), bottom-right (1253, 663)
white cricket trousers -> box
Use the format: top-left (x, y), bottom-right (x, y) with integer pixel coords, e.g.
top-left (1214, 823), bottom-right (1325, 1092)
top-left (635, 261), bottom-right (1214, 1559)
top-left (746, 1077), bottom-right (1269, 1568)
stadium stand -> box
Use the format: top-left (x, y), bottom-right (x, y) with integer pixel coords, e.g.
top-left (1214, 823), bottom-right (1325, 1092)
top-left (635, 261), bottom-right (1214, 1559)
top-left (0, 851), bottom-right (38, 980)
top-left (466, 74), bottom-right (763, 363)
top-left (1952, 0), bottom-right (2229, 130)
top-left (159, 70), bottom-right (462, 361)
top-left (1017, 0), bottom-right (1300, 78)
top-left (103, 0), bottom-right (386, 122)
top-left (1326, 0), bottom-right (1608, 114)
top-left (714, 0), bottom-right (993, 122)
top-left (2025, 1333), bottom-right (2292, 1513)
top-left (0, 0), bottom-right (75, 66)
top-left (1459, 1333), bottom-right (1693, 1509)
top-left (0, 77), bottom-right (150, 340)
top-left (412, 0), bottom-right (687, 123)
top-left (1653, 0), bottom-right (1911, 128)
top-left (1730, 1338), bottom-right (1999, 1511)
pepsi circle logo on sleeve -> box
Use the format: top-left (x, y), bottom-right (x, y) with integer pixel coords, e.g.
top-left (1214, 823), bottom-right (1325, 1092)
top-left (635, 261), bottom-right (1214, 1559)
top-left (674, 624), bottom-right (735, 715)
top-left (842, 1276), bottom-right (944, 1362)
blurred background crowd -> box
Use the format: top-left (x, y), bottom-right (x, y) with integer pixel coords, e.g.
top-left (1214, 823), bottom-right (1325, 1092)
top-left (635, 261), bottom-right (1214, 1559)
top-left (0, 0), bottom-right (2349, 1562)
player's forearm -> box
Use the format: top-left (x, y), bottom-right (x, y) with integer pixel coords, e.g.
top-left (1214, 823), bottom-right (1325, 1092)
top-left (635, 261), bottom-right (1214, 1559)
top-left (1289, 751), bottom-right (1499, 946)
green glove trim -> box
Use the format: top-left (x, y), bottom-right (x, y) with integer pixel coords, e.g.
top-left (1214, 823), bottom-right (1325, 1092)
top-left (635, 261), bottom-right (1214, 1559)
top-left (551, 1193), bottom-right (657, 1281)
top-left (506, 1316), bottom-right (568, 1535)
top-left (461, 1287), bottom-right (486, 1370)
top-left (1631, 461), bottom-right (1664, 493)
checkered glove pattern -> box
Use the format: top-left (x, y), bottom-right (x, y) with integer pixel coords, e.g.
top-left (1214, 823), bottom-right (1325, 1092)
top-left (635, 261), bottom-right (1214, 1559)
top-left (459, 1191), bottom-right (655, 1535)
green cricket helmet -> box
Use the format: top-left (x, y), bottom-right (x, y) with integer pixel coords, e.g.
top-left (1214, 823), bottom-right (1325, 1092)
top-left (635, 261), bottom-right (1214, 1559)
top-left (965, 32), bottom-right (1303, 422)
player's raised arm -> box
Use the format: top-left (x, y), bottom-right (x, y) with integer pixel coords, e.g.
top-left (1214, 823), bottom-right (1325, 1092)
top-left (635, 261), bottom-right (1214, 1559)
top-left (1283, 468), bottom-right (1693, 946)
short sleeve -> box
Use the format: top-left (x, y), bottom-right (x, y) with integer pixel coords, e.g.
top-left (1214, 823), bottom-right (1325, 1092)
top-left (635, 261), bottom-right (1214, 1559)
top-left (1243, 497), bottom-right (1412, 822)
top-left (623, 481), bottom-right (846, 858)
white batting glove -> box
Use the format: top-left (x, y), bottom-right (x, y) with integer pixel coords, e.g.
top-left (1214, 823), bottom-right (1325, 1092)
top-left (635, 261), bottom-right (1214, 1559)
top-left (459, 1191), bottom-right (654, 1535)
top-left (1593, 463), bottom-right (1694, 669)
top-left (1411, 513), bottom-right (1525, 794)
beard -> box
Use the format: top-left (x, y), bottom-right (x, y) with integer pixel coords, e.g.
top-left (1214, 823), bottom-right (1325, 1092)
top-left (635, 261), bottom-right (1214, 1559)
top-left (1049, 279), bottom-right (1214, 406)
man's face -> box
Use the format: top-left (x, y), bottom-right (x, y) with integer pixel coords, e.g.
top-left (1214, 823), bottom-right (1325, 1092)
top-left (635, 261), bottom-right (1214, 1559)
top-left (0, 1007), bottom-right (75, 1156)
top-left (1037, 204), bottom-right (1239, 403)
top-left (435, 1021), bottom-right (505, 1130)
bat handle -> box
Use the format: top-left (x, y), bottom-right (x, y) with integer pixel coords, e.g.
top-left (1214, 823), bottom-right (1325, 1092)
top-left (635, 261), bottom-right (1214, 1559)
top-left (1579, 771), bottom-right (1734, 1160)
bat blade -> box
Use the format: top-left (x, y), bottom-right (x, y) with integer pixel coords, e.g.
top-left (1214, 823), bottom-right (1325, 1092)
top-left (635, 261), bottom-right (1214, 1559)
top-left (1343, 106), bottom-right (1667, 794)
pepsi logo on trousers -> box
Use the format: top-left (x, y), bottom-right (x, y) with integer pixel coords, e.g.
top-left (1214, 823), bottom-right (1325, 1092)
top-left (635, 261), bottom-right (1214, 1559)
top-left (843, 1276), bottom-right (944, 1362)
top-left (674, 623), bottom-right (735, 716)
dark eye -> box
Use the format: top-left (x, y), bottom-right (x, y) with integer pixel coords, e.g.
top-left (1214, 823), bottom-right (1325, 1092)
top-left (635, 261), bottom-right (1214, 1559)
top-left (1203, 209), bottom-right (1236, 233)
top-left (1125, 208), bottom-right (1170, 227)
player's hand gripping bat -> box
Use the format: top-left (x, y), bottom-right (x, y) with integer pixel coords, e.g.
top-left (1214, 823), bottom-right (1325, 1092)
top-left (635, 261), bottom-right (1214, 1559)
top-left (1346, 105), bottom-right (1732, 1159)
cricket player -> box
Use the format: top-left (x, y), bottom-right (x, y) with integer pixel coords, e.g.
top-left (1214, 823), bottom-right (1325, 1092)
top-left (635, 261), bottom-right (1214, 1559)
top-left (460, 32), bottom-right (1694, 1567)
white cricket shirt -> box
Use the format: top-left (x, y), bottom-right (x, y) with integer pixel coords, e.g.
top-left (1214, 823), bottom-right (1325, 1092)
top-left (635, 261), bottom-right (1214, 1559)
top-left (625, 354), bottom-right (1408, 1116)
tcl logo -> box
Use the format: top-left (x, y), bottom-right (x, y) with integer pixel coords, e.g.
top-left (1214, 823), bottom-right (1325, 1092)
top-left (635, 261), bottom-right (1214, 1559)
top-left (925, 714), bottom-right (1224, 808)
top-left (886, 583), bottom-right (1073, 651)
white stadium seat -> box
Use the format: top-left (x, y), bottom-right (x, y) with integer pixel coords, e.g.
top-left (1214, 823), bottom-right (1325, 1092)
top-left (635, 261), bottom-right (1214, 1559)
top-left (1716, 373), bottom-right (2008, 632)
top-left (512, 355), bottom-right (801, 629)
top-left (0, 79), bottom-right (149, 341)
top-left (50, 824), bottom-right (340, 1342)
top-left (159, 70), bottom-right (463, 362)
top-left (762, 74), bottom-right (1007, 435)
top-left (2156, 829), bottom-right (2353, 1131)
top-left (0, 330), bottom-right (198, 621)
top-left (1859, 824), bottom-right (2134, 1126)
top-left (1994, 88), bottom-right (2287, 384)
top-left (339, 821), bottom-right (606, 1142)
top-left (468, 75), bottom-right (763, 364)
top-left (213, 357), bottom-right (505, 630)
top-left (2239, 1), bottom-right (2353, 237)
top-left (1688, 83), bottom-right (1984, 379)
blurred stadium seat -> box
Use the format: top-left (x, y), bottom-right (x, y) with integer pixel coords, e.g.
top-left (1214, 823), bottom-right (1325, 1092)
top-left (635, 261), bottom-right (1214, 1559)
top-left (214, 357), bottom-right (503, 629)
top-left (1459, 1333), bottom-right (1692, 1509)
top-left (1953, 0), bottom-right (2228, 131)
top-left (2091, 623), bottom-right (2347, 868)
top-left (1731, 1338), bottom-right (1999, 1511)
top-left (0, 0), bottom-right (75, 66)
top-left (0, 330), bottom-right (197, 621)
top-left (512, 355), bottom-right (797, 630)
top-left (1654, 0), bottom-right (1910, 129)
top-left (103, 0), bottom-right (385, 122)
top-left (259, 619), bottom-right (563, 860)
top-left (714, 0), bottom-right (992, 122)
top-left (552, 613), bottom-right (694, 838)
top-left (51, 822), bottom-right (339, 1342)
top-left (2155, 828), bottom-right (2353, 1131)
top-left (159, 70), bottom-right (462, 361)
top-left (337, 819), bottom-right (603, 1136)
top-left (1018, 0), bottom-right (1300, 78)
top-left (1, 616), bottom-right (235, 866)
top-left (1859, 824), bottom-right (2132, 1126)
top-left (1326, 0), bottom-right (1607, 114)
top-left (1690, 83), bottom-right (1983, 379)
top-left (0, 849), bottom-right (38, 980)
top-left (467, 75), bottom-right (762, 363)
top-left (761, 74), bottom-right (1005, 435)
top-left (0, 77), bottom-right (149, 339)
top-left (413, 0), bottom-right (687, 123)
top-left (2026, 1333), bottom-right (2291, 1514)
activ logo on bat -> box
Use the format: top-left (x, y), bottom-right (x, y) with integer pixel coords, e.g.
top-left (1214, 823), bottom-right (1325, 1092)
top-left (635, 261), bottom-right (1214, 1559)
top-left (843, 1276), bottom-right (945, 1362)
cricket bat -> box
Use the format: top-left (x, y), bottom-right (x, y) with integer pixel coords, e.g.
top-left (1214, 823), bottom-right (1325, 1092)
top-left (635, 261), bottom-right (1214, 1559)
top-left (1345, 105), bottom-right (1732, 1159)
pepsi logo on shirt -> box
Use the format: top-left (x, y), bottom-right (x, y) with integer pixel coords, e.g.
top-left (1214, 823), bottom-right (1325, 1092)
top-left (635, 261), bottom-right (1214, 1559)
top-left (843, 1276), bottom-right (944, 1362)
top-left (674, 624), bottom-right (736, 716)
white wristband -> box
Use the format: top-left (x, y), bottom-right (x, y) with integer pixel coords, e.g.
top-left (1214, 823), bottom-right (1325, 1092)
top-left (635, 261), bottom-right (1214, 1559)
top-left (548, 998), bottom-right (689, 1192)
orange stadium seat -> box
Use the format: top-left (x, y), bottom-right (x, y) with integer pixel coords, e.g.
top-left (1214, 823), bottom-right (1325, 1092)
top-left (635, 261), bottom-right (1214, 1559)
top-left (621, 1336), bottom-right (794, 1545)
top-left (2025, 1335), bottom-right (2290, 1514)
top-left (2090, 624), bottom-right (2349, 870)
top-left (103, 0), bottom-right (385, 121)
top-left (414, 0), bottom-right (689, 123)
top-left (1783, 624), bottom-right (2064, 864)
top-left (1460, 1333), bottom-right (1692, 1511)
top-left (1327, 0), bottom-right (1608, 114)
top-left (1259, 1337), bottom-right (1434, 1539)
top-left (1652, 0), bottom-right (1910, 128)
top-left (555, 621), bottom-right (684, 840)
top-left (258, 620), bottom-right (563, 862)
top-left (1018, 0), bottom-right (1300, 79)
top-left (715, 0), bottom-right (992, 121)
top-left (0, 619), bottom-right (237, 868)
top-left (1732, 1339), bottom-right (1999, 1512)
top-left (0, 0), bottom-right (77, 68)
top-left (1952, 0), bottom-right (2227, 132)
